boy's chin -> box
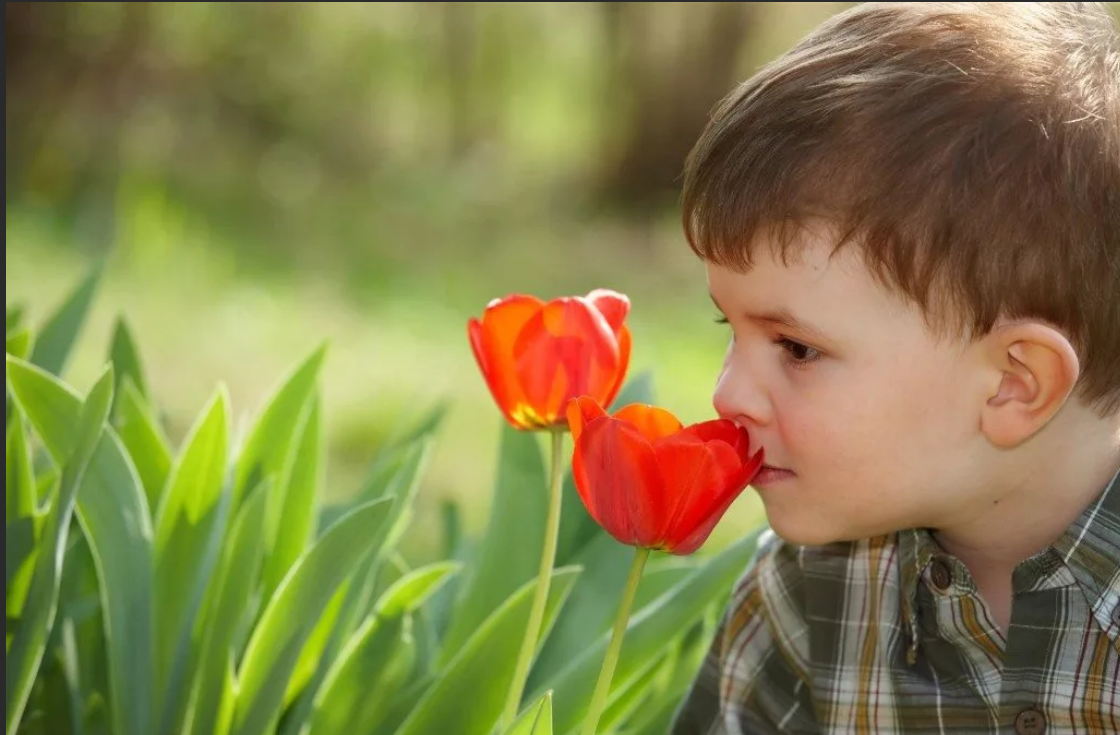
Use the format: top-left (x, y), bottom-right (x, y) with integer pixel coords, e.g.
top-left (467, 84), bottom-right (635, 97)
top-left (765, 512), bottom-right (879, 547)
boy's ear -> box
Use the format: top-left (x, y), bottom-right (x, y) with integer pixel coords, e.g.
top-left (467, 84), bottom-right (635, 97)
top-left (979, 322), bottom-right (1080, 448)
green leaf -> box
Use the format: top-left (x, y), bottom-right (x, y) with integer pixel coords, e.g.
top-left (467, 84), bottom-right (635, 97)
top-left (393, 566), bottom-right (582, 735)
top-left (529, 541), bottom-right (694, 692)
top-left (7, 356), bottom-right (155, 735)
top-left (6, 365), bottom-right (111, 735)
top-left (597, 652), bottom-right (671, 732)
top-left (261, 394), bottom-right (321, 602)
top-left (535, 528), bottom-right (765, 733)
top-left (6, 517), bottom-right (35, 594)
top-left (153, 388), bottom-right (231, 735)
top-left (556, 372), bottom-right (654, 566)
top-left (6, 305), bottom-right (24, 335)
top-left (29, 259), bottom-right (104, 377)
top-left (7, 408), bottom-right (38, 521)
top-left (6, 327), bottom-right (32, 361)
top-left (617, 628), bottom-right (713, 735)
top-left (233, 343), bottom-right (325, 510)
top-left (230, 497), bottom-right (395, 735)
top-left (438, 420), bottom-right (549, 664)
top-left (503, 691), bottom-right (553, 735)
top-left (507, 691), bottom-right (555, 735)
top-left (278, 439), bottom-right (433, 735)
top-left (114, 379), bottom-right (173, 513)
top-left (107, 317), bottom-right (150, 407)
top-left (55, 535), bottom-right (110, 735)
top-left (375, 561), bottom-right (460, 618)
top-left (181, 480), bottom-right (271, 735)
top-left (306, 614), bottom-right (415, 735)
top-left (305, 563), bottom-right (460, 735)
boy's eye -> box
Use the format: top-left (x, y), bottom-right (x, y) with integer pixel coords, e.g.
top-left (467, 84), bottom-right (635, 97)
top-left (713, 314), bottom-right (729, 325)
top-left (777, 337), bottom-right (821, 365)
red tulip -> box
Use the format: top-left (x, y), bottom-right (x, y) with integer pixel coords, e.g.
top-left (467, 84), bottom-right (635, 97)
top-left (566, 397), bottom-right (764, 555)
top-left (468, 290), bottom-right (631, 430)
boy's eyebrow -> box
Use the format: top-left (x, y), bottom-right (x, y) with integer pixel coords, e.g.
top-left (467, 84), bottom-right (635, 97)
top-left (709, 293), bottom-right (828, 341)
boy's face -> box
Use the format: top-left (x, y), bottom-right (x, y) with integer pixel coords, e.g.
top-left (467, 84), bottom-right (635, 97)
top-left (708, 225), bottom-right (992, 545)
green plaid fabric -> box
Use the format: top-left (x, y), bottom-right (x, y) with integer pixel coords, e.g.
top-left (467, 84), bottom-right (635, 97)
top-left (671, 471), bottom-right (1120, 734)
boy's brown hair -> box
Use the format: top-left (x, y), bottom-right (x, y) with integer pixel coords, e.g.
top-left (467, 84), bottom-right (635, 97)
top-left (682, 2), bottom-right (1120, 413)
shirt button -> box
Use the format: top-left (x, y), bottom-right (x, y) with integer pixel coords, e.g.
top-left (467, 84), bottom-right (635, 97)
top-left (1015, 707), bottom-right (1046, 735)
top-left (929, 558), bottom-right (953, 591)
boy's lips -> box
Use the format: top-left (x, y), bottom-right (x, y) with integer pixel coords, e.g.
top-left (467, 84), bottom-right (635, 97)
top-left (753, 464), bottom-right (796, 487)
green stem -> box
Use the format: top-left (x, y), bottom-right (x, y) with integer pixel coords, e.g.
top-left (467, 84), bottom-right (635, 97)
top-left (498, 429), bottom-right (566, 728)
top-left (580, 546), bottom-right (650, 735)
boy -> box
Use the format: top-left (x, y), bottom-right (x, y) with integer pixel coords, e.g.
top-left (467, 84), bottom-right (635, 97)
top-left (670, 3), bottom-right (1119, 733)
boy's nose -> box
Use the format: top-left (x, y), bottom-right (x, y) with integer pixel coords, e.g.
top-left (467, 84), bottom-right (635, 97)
top-left (712, 361), bottom-right (772, 428)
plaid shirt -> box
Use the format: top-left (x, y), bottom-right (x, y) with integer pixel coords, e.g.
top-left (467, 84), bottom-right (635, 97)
top-left (671, 471), bottom-right (1120, 734)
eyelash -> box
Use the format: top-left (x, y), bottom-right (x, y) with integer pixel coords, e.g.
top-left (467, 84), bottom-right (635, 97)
top-left (713, 314), bottom-right (822, 367)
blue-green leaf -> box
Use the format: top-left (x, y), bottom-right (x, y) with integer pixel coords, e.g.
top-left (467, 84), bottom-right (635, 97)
top-left (5, 364), bottom-right (112, 735)
top-left (7, 356), bottom-right (154, 735)
top-left (108, 316), bottom-right (150, 407)
top-left (503, 691), bottom-right (553, 735)
top-left (114, 379), bottom-right (172, 513)
top-left (230, 498), bottom-right (395, 735)
top-left (438, 420), bottom-right (549, 664)
top-left (180, 480), bottom-right (270, 735)
top-left (535, 528), bottom-right (765, 732)
top-left (394, 566), bottom-right (582, 735)
top-left (305, 562), bottom-right (460, 735)
top-left (153, 388), bottom-right (231, 735)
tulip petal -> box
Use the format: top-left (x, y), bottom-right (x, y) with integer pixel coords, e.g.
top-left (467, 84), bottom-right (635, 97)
top-left (571, 415), bottom-right (662, 548)
top-left (678, 418), bottom-right (752, 459)
top-left (567, 396), bottom-right (608, 446)
top-left (613, 403), bottom-right (683, 442)
top-left (474, 295), bottom-right (546, 428)
top-left (513, 298), bottom-right (620, 422)
top-left (586, 289), bottom-right (631, 334)
top-left (648, 437), bottom-right (739, 552)
top-left (601, 325), bottom-right (632, 409)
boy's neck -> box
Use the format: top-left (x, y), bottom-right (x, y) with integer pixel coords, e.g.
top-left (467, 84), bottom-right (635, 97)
top-left (933, 416), bottom-right (1120, 577)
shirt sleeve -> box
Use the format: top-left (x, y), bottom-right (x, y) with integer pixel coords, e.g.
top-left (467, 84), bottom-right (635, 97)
top-left (670, 531), bottom-right (818, 735)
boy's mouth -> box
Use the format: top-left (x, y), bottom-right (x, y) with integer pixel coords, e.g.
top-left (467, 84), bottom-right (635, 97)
top-left (753, 464), bottom-right (796, 487)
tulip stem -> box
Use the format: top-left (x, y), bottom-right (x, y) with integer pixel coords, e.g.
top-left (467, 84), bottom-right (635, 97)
top-left (580, 546), bottom-right (650, 735)
top-left (499, 429), bottom-right (566, 729)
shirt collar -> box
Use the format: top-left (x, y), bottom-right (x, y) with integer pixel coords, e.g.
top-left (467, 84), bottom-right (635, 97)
top-left (898, 468), bottom-right (1120, 664)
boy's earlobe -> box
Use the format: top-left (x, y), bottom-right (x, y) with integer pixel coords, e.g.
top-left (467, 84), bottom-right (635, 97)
top-left (980, 323), bottom-right (1080, 448)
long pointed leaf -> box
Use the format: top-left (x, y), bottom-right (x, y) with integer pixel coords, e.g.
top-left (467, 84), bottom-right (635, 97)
top-left (394, 566), bottom-right (582, 735)
top-left (7, 356), bottom-right (155, 735)
top-left (153, 388), bottom-right (231, 734)
top-left (114, 379), bottom-right (172, 513)
top-left (305, 562), bottom-right (460, 735)
top-left (230, 497), bottom-right (395, 735)
top-left (438, 420), bottom-right (548, 664)
top-left (504, 691), bottom-right (553, 735)
top-left (5, 412), bottom-right (38, 640)
top-left (233, 343), bottom-right (325, 509)
top-left (5, 365), bottom-right (112, 735)
top-left (278, 438), bottom-right (432, 735)
top-left (180, 480), bottom-right (270, 735)
top-left (108, 316), bottom-right (150, 407)
top-left (29, 259), bottom-right (104, 377)
top-left (261, 395), bottom-right (321, 602)
top-left (537, 528), bottom-right (765, 733)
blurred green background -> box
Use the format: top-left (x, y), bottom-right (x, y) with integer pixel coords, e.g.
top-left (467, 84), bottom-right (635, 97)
top-left (11, 2), bottom-right (1117, 562)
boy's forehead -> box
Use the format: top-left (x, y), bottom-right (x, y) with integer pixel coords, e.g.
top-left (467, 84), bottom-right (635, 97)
top-left (705, 240), bottom-right (912, 324)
